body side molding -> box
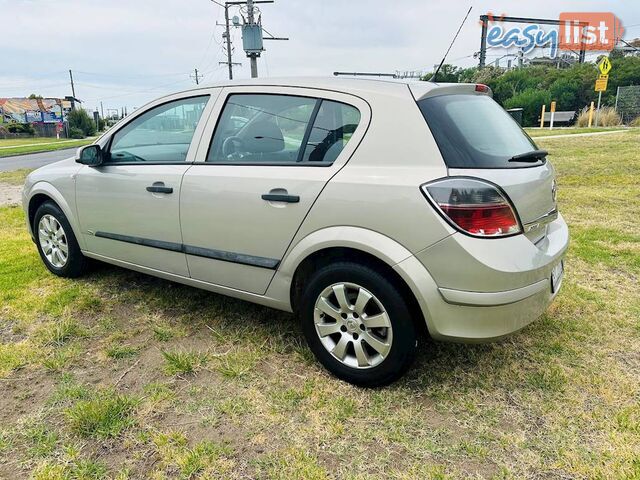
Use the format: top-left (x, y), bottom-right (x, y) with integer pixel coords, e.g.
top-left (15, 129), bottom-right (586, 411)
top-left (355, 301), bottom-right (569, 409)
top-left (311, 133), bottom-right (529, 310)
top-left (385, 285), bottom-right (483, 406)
top-left (94, 231), bottom-right (280, 269)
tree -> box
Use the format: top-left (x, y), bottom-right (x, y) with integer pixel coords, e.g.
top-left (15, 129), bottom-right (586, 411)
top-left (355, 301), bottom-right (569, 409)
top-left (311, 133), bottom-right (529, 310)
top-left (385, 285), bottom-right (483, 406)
top-left (28, 93), bottom-right (43, 99)
top-left (66, 109), bottom-right (96, 137)
top-left (429, 64), bottom-right (462, 83)
top-left (419, 56), bottom-right (640, 126)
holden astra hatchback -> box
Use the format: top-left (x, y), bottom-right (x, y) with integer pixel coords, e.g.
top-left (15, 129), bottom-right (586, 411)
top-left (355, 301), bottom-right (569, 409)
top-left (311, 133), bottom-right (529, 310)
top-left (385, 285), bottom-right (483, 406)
top-left (23, 77), bottom-right (568, 386)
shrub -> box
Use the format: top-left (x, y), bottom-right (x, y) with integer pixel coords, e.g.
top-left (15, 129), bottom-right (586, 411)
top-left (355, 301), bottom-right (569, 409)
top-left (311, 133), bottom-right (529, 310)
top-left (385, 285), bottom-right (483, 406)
top-left (575, 106), bottom-right (622, 127)
top-left (504, 88), bottom-right (552, 127)
top-left (67, 108), bottom-right (96, 137)
top-left (576, 107), bottom-right (591, 127)
top-left (6, 123), bottom-right (35, 135)
top-left (68, 127), bottom-right (85, 139)
top-left (629, 116), bottom-right (640, 127)
top-left (596, 106), bottom-right (622, 126)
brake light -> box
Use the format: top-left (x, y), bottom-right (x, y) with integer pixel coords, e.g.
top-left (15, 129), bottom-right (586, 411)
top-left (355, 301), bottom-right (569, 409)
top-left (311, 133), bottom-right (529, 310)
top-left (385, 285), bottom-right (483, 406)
top-left (475, 84), bottom-right (491, 94)
top-left (421, 178), bottom-right (521, 237)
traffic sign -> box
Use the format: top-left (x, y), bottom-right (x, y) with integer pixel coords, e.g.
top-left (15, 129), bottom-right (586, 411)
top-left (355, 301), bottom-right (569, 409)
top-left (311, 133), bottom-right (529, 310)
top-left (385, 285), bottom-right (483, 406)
top-left (595, 74), bottom-right (609, 92)
top-left (598, 56), bottom-right (612, 75)
top-left (550, 101), bottom-right (557, 113)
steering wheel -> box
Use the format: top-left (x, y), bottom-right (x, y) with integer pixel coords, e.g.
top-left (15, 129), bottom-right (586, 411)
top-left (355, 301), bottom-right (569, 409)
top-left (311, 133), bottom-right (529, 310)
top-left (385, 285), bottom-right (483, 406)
top-left (112, 150), bottom-right (147, 162)
top-left (222, 136), bottom-right (245, 157)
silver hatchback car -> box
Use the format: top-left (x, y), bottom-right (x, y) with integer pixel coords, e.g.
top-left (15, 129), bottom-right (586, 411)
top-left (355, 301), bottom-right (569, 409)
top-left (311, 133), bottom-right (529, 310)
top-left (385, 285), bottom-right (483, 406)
top-left (23, 77), bottom-right (568, 386)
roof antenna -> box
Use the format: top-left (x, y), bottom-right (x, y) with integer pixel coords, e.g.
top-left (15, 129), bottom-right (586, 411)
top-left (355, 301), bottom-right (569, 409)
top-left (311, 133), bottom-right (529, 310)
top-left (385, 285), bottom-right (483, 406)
top-left (429, 6), bottom-right (473, 82)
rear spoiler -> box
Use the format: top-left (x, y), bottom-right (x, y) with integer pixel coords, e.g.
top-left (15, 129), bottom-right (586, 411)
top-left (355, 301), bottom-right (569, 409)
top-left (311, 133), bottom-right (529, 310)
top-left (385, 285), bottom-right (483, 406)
top-left (409, 82), bottom-right (492, 102)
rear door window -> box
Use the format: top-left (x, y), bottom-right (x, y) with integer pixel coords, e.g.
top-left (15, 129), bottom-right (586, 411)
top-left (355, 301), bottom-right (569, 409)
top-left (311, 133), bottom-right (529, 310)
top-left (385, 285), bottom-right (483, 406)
top-left (418, 94), bottom-right (542, 169)
top-left (207, 94), bottom-right (361, 165)
top-left (300, 100), bottom-right (361, 164)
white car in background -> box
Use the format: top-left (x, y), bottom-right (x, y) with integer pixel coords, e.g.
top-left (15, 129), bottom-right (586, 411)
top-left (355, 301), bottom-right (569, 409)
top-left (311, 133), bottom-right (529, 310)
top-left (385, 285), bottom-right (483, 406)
top-left (23, 77), bottom-right (568, 386)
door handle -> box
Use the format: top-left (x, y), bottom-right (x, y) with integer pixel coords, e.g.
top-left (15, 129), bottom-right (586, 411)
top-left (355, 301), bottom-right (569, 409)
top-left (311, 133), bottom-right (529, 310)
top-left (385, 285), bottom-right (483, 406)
top-left (261, 193), bottom-right (300, 203)
top-left (146, 182), bottom-right (173, 194)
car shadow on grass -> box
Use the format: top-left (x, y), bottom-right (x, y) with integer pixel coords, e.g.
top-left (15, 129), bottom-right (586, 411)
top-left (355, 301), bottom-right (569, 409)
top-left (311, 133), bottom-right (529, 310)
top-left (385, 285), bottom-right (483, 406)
top-left (81, 261), bottom-right (528, 394)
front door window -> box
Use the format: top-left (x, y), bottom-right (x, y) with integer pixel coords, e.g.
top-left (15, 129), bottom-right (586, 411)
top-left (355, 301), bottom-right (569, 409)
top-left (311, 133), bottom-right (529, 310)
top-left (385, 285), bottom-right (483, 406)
top-left (109, 96), bottom-right (209, 163)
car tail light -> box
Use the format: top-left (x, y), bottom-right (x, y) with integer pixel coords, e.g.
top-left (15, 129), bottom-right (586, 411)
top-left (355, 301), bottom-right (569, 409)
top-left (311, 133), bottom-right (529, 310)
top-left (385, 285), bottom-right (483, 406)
top-left (475, 84), bottom-right (491, 94)
top-left (421, 178), bottom-right (521, 237)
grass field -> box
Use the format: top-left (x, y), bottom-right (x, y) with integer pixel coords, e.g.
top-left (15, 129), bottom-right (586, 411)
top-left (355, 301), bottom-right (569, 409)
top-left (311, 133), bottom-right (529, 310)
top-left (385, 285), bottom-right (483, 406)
top-left (0, 137), bottom-right (96, 158)
top-left (0, 132), bottom-right (639, 479)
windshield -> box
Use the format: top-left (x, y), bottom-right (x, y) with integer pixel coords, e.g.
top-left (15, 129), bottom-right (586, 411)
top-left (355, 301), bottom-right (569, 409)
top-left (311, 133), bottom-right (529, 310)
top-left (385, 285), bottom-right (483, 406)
top-left (418, 94), bottom-right (543, 169)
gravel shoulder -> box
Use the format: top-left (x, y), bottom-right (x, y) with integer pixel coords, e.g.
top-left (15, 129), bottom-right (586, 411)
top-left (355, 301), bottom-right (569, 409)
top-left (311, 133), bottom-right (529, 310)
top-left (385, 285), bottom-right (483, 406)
top-left (0, 181), bottom-right (22, 206)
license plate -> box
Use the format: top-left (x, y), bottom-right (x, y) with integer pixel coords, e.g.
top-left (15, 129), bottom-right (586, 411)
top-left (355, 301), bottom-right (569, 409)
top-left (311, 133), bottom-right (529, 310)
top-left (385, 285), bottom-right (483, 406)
top-left (551, 260), bottom-right (564, 293)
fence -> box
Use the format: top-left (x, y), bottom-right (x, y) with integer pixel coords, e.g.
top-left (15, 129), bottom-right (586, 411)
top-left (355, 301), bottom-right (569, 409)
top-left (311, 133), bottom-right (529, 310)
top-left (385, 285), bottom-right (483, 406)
top-left (0, 123), bottom-right (67, 139)
top-left (615, 85), bottom-right (640, 124)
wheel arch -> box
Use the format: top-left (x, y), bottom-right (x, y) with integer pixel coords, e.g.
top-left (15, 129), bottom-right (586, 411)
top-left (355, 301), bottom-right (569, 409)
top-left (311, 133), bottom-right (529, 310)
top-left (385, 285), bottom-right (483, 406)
top-left (26, 182), bottom-right (84, 249)
top-left (271, 226), bottom-right (430, 336)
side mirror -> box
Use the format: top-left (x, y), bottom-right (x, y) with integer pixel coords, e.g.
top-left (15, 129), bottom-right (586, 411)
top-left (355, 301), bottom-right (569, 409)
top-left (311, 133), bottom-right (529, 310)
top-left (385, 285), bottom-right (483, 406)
top-left (75, 145), bottom-right (103, 166)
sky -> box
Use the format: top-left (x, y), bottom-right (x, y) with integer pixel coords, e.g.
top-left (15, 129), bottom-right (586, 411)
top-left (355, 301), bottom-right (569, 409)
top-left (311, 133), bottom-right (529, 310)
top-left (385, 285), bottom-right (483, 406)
top-left (0, 0), bottom-right (638, 113)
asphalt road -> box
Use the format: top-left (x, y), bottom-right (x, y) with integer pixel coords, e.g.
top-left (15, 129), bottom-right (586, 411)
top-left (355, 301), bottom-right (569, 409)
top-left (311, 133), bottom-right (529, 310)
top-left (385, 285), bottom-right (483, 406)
top-left (0, 148), bottom-right (76, 172)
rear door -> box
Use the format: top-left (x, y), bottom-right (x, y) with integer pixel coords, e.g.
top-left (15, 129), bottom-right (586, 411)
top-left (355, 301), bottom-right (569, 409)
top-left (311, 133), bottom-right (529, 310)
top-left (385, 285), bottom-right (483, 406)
top-left (180, 86), bottom-right (369, 294)
top-left (416, 89), bottom-right (557, 243)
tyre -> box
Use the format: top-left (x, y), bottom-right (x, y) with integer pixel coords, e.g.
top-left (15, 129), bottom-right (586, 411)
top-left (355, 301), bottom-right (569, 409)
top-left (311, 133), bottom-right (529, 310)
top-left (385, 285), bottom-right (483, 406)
top-left (34, 201), bottom-right (88, 278)
top-left (299, 261), bottom-right (417, 387)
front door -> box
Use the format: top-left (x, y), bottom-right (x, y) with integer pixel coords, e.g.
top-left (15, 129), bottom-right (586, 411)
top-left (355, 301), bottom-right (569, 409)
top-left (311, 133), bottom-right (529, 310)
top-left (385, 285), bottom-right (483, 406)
top-left (76, 94), bottom-right (212, 276)
top-left (180, 88), bottom-right (367, 294)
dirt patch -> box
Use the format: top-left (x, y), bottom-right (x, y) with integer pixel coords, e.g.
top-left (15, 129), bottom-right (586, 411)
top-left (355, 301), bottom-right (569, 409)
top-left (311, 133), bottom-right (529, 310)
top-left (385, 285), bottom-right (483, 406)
top-left (0, 182), bottom-right (22, 206)
top-left (0, 370), bottom-right (56, 426)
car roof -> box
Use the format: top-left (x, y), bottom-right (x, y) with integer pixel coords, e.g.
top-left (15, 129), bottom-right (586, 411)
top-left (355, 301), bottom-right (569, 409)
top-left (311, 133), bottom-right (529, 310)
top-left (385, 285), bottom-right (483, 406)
top-left (172, 76), bottom-right (451, 100)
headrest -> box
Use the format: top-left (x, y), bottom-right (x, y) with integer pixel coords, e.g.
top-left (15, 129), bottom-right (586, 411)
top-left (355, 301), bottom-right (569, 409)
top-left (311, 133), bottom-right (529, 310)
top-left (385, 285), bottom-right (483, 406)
top-left (243, 120), bottom-right (284, 153)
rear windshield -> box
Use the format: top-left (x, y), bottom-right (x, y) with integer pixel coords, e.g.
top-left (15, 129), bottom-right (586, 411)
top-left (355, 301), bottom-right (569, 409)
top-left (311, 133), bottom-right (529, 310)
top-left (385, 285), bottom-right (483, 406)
top-left (418, 94), bottom-right (543, 169)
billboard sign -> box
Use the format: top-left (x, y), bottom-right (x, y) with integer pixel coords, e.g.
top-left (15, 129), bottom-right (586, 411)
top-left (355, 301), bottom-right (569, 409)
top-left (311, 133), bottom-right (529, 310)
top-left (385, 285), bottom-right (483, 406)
top-left (483, 12), bottom-right (624, 60)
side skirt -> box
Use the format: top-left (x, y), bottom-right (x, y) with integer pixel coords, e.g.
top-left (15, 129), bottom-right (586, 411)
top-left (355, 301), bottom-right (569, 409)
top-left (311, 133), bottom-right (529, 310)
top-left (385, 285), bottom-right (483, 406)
top-left (82, 251), bottom-right (292, 313)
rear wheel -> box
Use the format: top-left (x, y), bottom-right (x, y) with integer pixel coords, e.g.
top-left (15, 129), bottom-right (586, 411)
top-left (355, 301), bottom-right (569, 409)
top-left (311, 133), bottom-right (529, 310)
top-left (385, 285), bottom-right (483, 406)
top-left (299, 262), bottom-right (417, 387)
top-left (34, 201), bottom-right (88, 278)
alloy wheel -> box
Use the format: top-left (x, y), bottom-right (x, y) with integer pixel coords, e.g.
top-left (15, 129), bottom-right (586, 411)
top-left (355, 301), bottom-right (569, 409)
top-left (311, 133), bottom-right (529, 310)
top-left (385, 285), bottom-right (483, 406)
top-left (38, 214), bottom-right (69, 268)
top-left (313, 282), bottom-right (393, 369)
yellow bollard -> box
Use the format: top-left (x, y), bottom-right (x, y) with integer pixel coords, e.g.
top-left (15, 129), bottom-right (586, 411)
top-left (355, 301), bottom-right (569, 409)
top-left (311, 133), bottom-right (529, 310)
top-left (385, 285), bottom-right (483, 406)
top-left (540, 104), bottom-right (546, 128)
top-left (588, 101), bottom-right (594, 128)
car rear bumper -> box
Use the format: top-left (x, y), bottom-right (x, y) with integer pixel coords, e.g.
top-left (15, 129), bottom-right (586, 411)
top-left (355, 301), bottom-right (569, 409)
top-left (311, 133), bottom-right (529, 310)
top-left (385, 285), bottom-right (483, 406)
top-left (393, 213), bottom-right (569, 342)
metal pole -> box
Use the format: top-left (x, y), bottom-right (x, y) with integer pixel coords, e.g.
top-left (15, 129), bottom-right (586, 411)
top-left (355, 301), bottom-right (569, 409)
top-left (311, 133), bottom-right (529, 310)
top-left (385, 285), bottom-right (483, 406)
top-left (68, 70), bottom-right (76, 108)
top-left (614, 86), bottom-right (620, 111)
top-left (594, 91), bottom-right (602, 127)
top-left (247, 0), bottom-right (258, 78)
top-left (224, 5), bottom-right (234, 79)
top-left (479, 15), bottom-right (488, 68)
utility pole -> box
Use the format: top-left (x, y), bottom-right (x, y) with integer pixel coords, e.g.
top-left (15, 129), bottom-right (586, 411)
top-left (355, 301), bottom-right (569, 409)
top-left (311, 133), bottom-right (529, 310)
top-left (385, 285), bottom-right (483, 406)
top-left (190, 68), bottom-right (203, 85)
top-left (246, 0), bottom-right (258, 78)
top-left (212, 0), bottom-right (286, 79)
top-left (213, 0), bottom-right (241, 80)
top-left (68, 69), bottom-right (76, 109)
top-left (223, 4), bottom-right (234, 79)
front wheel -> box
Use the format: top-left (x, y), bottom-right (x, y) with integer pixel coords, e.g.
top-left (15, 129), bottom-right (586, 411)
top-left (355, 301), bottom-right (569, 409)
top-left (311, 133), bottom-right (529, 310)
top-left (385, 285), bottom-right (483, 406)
top-left (34, 201), bottom-right (88, 278)
top-left (299, 262), bottom-right (417, 387)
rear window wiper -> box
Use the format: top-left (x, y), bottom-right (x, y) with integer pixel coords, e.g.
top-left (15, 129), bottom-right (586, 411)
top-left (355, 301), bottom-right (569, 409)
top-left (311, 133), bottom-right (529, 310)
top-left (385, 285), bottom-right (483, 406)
top-left (509, 149), bottom-right (548, 163)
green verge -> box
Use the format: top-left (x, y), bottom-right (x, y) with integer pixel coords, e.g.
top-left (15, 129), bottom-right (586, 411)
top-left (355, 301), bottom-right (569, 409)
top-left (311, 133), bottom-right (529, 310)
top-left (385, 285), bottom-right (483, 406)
top-left (0, 131), bottom-right (638, 478)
